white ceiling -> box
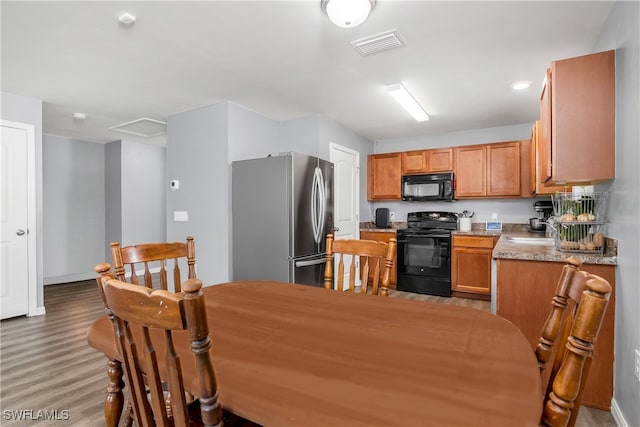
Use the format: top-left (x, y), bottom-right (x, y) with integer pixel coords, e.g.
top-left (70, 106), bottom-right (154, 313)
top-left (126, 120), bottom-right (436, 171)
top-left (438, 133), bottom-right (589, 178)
top-left (1, 1), bottom-right (614, 145)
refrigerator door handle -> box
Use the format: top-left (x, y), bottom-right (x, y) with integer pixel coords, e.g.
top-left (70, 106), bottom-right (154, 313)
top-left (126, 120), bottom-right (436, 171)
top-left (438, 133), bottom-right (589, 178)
top-left (295, 257), bottom-right (327, 268)
top-left (316, 166), bottom-right (326, 243)
top-left (311, 167), bottom-right (319, 243)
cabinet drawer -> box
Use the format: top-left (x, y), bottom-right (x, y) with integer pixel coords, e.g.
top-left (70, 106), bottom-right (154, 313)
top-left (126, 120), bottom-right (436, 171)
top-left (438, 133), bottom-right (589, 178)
top-left (452, 235), bottom-right (495, 249)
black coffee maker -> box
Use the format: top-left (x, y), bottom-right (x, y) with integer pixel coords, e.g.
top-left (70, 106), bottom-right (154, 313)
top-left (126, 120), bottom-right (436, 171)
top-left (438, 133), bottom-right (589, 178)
top-left (529, 200), bottom-right (554, 233)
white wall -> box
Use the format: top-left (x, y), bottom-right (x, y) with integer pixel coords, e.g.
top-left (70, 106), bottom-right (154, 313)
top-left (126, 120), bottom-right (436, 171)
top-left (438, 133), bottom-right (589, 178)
top-left (120, 140), bottom-right (166, 246)
top-left (372, 123), bottom-right (542, 224)
top-left (1, 92), bottom-right (44, 308)
top-left (42, 135), bottom-right (105, 283)
top-left (104, 141), bottom-right (122, 256)
top-left (228, 102), bottom-right (283, 161)
top-left (593, 2), bottom-right (640, 425)
top-left (104, 140), bottom-right (166, 257)
top-left (166, 103), bottom-right (230, 286)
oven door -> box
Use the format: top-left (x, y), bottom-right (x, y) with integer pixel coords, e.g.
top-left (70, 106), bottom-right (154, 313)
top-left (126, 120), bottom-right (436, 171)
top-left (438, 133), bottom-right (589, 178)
top-left (396, 231), bottom-right (452, 296)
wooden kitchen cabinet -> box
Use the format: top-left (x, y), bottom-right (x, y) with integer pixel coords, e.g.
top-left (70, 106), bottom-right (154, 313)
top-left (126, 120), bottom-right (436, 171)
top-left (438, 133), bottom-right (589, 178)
top-left (540, 50), bottom-right (615, 184)
top-left (401, 150), bottom-right (428, 174)
top-left (454, 145), bottom-right (486, 197)
top-left (401, 148), bottom-right (453, 175)
top-left (496, 259), bottom-right (615, 410)
top-left (428, 148), bottom-right (454, 172)
top-left (359, 231), bottom-right (397, 288)
top-left (487, 142), bottom-right (521, 196)
top-left (367, 153), bottom-right (401, 200)
top-left (451, 235), bottom-right (497, 299)
top-left (454, 141), bottom-right (521, 198)
top-left (530, 120), bottom-right (570, 195)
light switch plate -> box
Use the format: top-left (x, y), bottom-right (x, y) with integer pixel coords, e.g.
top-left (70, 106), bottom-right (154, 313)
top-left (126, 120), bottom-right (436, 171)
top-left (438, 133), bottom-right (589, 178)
top-left (173, 211), bottom-right (188, 222)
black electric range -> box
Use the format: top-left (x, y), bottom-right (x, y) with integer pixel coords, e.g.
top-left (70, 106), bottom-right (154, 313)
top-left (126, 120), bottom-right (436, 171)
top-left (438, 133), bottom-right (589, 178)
top-left (396, 211), bottom-right (458, 297)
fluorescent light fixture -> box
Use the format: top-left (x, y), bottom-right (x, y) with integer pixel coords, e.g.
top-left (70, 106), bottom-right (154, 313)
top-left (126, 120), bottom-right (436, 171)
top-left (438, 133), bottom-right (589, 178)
top-left (387, 83), bottom-right (429, 122)
top-left (321, 0), bottom-right (375, 28)
top-left (510, 80), bottom-right (532, 90)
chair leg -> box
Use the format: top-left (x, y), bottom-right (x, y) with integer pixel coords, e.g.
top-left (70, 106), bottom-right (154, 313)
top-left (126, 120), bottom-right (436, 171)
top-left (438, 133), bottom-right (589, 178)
top-left (122, 403), bottom-right (133, 427)
top-left (105, 358), bottom-right (125, 427)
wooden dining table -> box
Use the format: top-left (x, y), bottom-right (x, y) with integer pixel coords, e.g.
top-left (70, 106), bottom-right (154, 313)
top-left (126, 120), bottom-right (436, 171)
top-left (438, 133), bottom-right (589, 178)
top-left (87, 280), bottom-right (542, 426)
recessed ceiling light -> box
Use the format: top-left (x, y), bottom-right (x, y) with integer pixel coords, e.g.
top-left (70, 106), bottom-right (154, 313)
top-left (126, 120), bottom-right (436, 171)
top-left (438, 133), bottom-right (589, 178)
top-left (511, 81), bottom-right (532, 91)
top-left (73, 112), bottom-right (86, 120)
top-left (118, 12), bottom-right (136, 25)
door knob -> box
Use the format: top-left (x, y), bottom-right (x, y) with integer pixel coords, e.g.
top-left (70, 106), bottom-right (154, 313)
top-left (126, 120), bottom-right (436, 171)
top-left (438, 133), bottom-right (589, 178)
top-left (16, 229), bottom-right (26, 236)
top-left (333, 227), bottom-right (340, 232)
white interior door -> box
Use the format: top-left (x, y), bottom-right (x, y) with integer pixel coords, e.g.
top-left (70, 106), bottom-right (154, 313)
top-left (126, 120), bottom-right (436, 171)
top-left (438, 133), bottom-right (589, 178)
top-left (329, 143), bottom-right (360, 291)
top-left (1, 121), bottom-right (34, 319)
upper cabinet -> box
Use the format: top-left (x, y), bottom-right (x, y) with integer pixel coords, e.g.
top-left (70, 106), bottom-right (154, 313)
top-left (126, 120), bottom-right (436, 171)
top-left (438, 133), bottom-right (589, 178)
top-left (540, 50), bottom-right (615, 184)
top-left (367, 153), bottom-right (402, 200)
top-left (401, 150), bottom-right (428, 175)
top-left (401, 148), bottom-right (453, 175)
top-left (454, 145), bottom-right (486, 197)
top-left (530, 120), bottom-right (569, 195)
top-left (428, 148), bottom-right (454, 172)
top-left (454, 141), bottom-right (522, 198)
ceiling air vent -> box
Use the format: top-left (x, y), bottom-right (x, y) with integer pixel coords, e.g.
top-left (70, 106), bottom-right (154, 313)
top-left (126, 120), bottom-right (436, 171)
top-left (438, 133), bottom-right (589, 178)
top-left (109, 117), bottom-right (166, 137)
top-left (351, 30), bottom-right (405, 56)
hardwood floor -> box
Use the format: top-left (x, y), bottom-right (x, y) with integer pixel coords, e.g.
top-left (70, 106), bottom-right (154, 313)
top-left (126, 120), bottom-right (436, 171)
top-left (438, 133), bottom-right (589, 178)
top-left (0, 281), bottom-right (616, 426)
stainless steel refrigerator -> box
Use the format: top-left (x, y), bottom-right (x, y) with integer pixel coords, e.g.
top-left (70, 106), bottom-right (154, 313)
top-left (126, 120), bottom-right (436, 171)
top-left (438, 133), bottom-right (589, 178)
top-left (232, 152), bottom-right (334, 286)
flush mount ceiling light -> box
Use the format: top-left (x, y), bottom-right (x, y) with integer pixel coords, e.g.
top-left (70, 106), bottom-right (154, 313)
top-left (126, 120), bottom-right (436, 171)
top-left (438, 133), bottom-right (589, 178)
top-left (321, 0), bottom-right (375, 28)
top-left (73, 112), bottom-right (86, 120)
top-left (511, 80), bottom-right (532, 91)
top-left (387, 83), bottom-right (430, 122)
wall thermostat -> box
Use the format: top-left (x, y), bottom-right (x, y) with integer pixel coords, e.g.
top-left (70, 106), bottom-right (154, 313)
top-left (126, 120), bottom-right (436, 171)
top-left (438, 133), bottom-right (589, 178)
top-left (170, 180), bottom-right (179, 191)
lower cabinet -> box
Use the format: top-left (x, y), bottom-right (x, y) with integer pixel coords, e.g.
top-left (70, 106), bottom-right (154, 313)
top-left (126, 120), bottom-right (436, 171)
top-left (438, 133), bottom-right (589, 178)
top-left (359, 231), bottom-right (397, 289)
top-left (451, 235), bottom-right (498, 299)
top-left (496, 259), bottom-right (615, 410)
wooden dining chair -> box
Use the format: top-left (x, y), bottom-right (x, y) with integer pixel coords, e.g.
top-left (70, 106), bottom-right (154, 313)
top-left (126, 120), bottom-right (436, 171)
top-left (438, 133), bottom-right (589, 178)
top-left (111, 236), bottom-right (196, 291)
top-left (323, 233), bottom-right (397, 296)
top-left (92, 236), bottom-right (197, 426)
top-left (536, 257), bottom-right (612, 427)
top-left (100, 275), bottom-right (223, 427)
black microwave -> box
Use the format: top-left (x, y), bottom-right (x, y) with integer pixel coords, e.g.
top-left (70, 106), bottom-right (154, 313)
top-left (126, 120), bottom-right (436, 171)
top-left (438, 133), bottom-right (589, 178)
top-left (402, 172), bottom-right (455, 202)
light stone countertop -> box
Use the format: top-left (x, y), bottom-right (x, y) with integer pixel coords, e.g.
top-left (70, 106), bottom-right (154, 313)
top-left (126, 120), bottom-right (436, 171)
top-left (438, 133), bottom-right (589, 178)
top-left (359, 222), bottom-right (617, 265)
top-left (492, 231), bottom-right (617, 265)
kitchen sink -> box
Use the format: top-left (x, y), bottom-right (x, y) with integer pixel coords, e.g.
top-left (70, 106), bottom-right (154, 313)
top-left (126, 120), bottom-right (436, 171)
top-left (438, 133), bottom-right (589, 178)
top-left (506, 237), bottom-right (555, 246)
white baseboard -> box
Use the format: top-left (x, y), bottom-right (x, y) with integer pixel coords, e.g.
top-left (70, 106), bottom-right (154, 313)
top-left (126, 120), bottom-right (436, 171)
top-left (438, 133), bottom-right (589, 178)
top-left (44, 267), bottom-right (163, 286)
top-left (28, 306), bottom-right (46, 317)
top-left (44, 272), bottom-right (95, 285)
top-left (611, 398), bottom-right (629, 427)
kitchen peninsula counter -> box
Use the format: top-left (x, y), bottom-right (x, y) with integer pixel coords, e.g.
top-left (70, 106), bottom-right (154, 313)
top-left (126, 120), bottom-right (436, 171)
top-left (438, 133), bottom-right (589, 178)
top-left (492, 231), bottom-right (617, 266)
top-left (494, 230), bottom-right (617, 410)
